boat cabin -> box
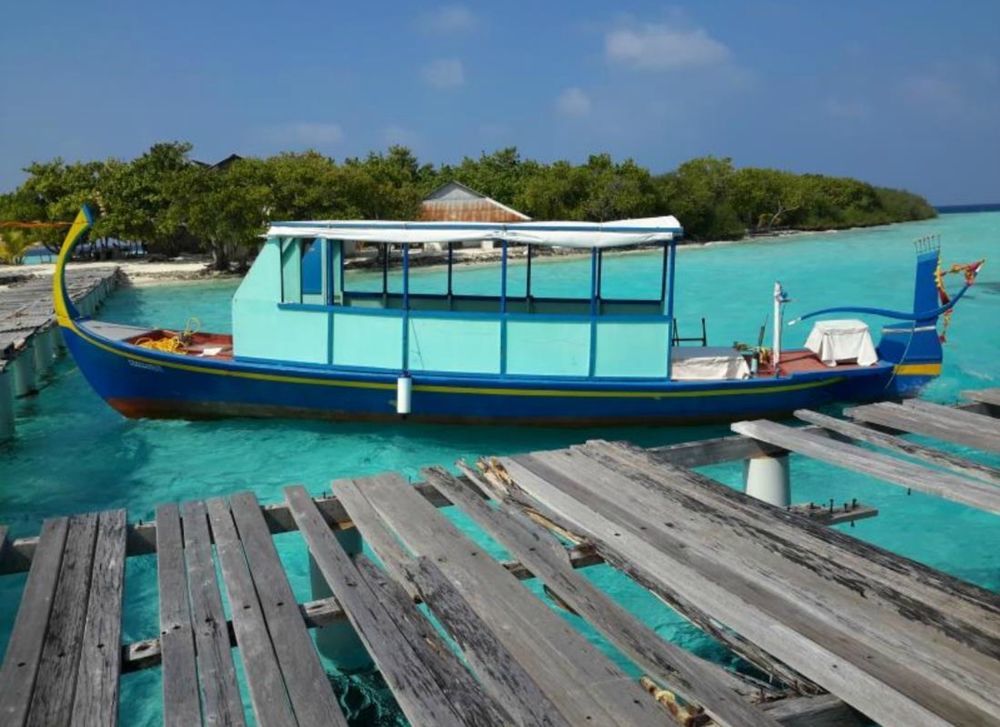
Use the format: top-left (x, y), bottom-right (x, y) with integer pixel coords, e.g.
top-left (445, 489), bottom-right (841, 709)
top-left (231, 218), bottom-right (692, 379)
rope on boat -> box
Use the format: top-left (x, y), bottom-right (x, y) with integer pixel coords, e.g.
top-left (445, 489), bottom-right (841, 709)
top-left (134, 317), bottom-right (201, 354)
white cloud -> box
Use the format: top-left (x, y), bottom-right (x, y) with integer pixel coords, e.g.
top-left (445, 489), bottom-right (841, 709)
top-left (421, 58), bottom-right (465, 89)
top-left (264, 122), bottom-right (344, 146)
top-left (418, 5), bottom-right (477, 34)
top-left (606, 23), bottom-right (730, 71)
top-left (555, 87), bottom-right (592, 117)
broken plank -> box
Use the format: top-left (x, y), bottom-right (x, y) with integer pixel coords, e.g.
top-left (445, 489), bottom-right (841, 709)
top-left (156, 503), bottom-right (201, 727)
top-left (962, 388), bottom-right (1000, 409)
top-left (285, 484), bottom-right (489, 727)
top-left (26, 513), bottom-right (99, 727)
top-left (71, 510), bottom-right (127, 727)
top-left (424, 465), bottom-right (779, 727)
top-left (847, 401), bottom-right (1000, 454)
top-left (0, 517), bottom-right (69, 727)
top-left (353, 472), bottom-right (666, 727)
top-left (228, 491), bottom-right (346, 727)
top-left (732, 419), bottom-right (1000, 514)
top-left (181, 501), bottom-right (244, 727)
top-left (795, 409), bottom-right (1000, 485)
top-left (497, 452), bottom-right (964, 727)
top-left (206, 498), bottom-right (296, 727)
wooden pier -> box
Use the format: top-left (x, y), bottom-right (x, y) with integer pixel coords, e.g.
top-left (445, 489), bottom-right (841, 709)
top-left (1, 391), bottom-right (998, 726)
top-left (0, 268), bottom-right (121, 440)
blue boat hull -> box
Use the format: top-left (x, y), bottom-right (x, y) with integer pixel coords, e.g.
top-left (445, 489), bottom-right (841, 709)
top-left (63, 323), bottom-right (928, 426)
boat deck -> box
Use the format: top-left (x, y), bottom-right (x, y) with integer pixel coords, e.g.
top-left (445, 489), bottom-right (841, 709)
top-left (1, 391), bottom-right (998, 726)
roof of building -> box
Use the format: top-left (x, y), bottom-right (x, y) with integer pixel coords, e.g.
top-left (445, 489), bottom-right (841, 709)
top-left (421, 181), bottom-right (531, 223)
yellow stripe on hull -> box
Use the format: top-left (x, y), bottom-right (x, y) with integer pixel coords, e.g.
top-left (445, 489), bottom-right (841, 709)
top-left (894, 363), bottom-right (942, 376)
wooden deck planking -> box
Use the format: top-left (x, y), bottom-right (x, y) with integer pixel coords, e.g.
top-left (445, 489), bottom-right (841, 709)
top-left (180, 501), bottom-right (245, 727)
top-left (422, 465), bottom-right (780, 727)
top-left (963, 388), bottom-right (1000, 408)
top-left (565, 442), bottom-right (1000, 699)
top-left (285, 485), bottom-right (506, 726)
top-left (0, 518), bottom-right (69, 726)
top-left (227, 491), bottom-right (346, 727)
top-left (71, 510), bottom-right (127, 727)
top-left (25, 514), bottom-right (99, 727)
top-left (579, 441), bottom-right (1000, 633)
top-left (847, 401), bottom-right (1000, 453)
top-left (205, 498), bottom-right (297, 727)
top-left (732, 419), bottom-right (1000, 513)
top-left (795, 408), bottom-right (1000, 485)
top-left (155, 503), bottom-right (201, 727)
top-left (335, 477), bottom-right (568, 727)
top-left (350, 472), bottom-right (667, 726)
top-left (496, 447), bottom-right (999, 727)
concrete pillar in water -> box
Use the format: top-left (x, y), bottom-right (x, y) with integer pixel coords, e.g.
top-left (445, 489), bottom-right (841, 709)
top-left (311, 526), bottom-right (373, 672)
top-left (50, 325), bottom-right (66, 355)
top-left (0, 364), bottom-right (14, 441)
top-left (33, 327), bottom-right (54, 375)
top-left (743, 453), bottom-right (790, 507)
top-left (12, 342), bottom-right (38, 397)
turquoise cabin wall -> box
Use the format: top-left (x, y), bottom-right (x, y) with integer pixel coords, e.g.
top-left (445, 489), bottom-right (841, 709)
top-left (332, 312), bottom-right (402, 369)
top-left (594, 321), bottom-right (670, 377)
top-left (234, 238), bottom-right (328, 364)
top-left (506, 319), bottom-right (591, 376)
top-left (408, 317), bottom-right (501, 373)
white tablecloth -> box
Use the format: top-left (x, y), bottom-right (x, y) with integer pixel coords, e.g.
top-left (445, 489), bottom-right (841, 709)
top-left (671, 346), bottom-right (751, 380)
top-left (804, 319), bottom-right (878, 367)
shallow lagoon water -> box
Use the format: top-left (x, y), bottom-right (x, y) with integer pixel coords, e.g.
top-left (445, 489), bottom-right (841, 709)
top-left (1, 213), bottom-right (998, 724)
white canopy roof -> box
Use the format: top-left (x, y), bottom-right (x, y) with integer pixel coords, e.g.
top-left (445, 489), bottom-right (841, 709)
top-left (266, 216), bottom-right (682, 248)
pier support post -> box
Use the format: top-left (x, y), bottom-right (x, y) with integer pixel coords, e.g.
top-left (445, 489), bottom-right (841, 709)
top-left (49, 325), bottom-right (65, 355)
top-left (33, 327), bottom-right (54, 375)
top-left (743, 453), bottom-right (790, 507)
top-left (311, 527), bottom-right (373, 672)
top-left (12, 342), bottom-right (38, 397)
top-left (0, 363), bottom-right (13, 441)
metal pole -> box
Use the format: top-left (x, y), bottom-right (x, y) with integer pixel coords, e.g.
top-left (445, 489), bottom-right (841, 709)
top-left (447, 243), bottom-right (454, 298)
top-left (500, 240), bottom-right (508, 375)
top-left (666, 240), bottom-right (677, 378)
top-left (402, 244), bottom-right (410, 373)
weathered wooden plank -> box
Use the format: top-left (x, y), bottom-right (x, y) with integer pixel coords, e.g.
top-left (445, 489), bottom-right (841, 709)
top-left (648, 433), bottom-right (787, 467)
top-left (847, 401), bottom-right (1000, 453)
top-left (180, 501), bottom-right (244, 727)
top-left (578, 440), bottom-right (1000, 639)
top-left (205, 498), bottom-right (296, 727)
top-left (795, 408), bottom-right (1000, 485)
top-left (155, 503), bottom-right (201, 727)
top-left (732, 419), bottom-right (1000, 514)
top-left (354, 555), bottom-right (520, 726)
top-left (286, 484), bottom-right (503, 726)
top-left (501, 444), bottom-right (1000, 726)
top-left (760, 694), bottom-right (865, 727)
top-left (424, 465), bottom-right (779, 727)
top-left (354, 472), bottom-right (665, 726)
top-left (71, 509), bottom-right (126, 727)
top-left (0, 517), bottom-right (68, 726)
top-left (496, 452), bottom-right (966, 727)
top-left (117, 541), bottom-right (603, 675)
top-left (963, 388), bottom-right (1000, 409)
top-left (330, 478), bottom-right (417, 598)
top-left (26, 513), bottom-right (99, 727)
top-left (228, 491), bottom-right (346, 727)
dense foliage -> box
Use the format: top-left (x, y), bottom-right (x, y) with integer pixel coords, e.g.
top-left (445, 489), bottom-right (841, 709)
top-left (0, 143), bottom-right (935, 269)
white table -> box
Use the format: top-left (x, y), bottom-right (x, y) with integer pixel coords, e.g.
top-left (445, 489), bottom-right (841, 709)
top-left (671, 346), bottom-right (751, 381)
top-left (805, 319), bottom-right (878, 367)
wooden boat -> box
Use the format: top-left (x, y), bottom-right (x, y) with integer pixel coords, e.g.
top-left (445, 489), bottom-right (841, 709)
top-left (53, 207), bottom-right (982, 426)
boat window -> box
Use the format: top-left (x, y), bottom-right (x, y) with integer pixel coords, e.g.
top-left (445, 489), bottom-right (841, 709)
top-left (599, 249), bottom-right (663, 301)
top-left (300, 239), bottom-right (323, 296)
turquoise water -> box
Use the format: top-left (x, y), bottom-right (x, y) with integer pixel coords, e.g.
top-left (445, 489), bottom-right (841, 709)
top-left (1, 212), bottom-right (998, 724)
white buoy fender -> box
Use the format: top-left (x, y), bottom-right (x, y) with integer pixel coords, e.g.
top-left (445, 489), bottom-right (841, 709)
top-left (396, 374), bottom-right (412, 415)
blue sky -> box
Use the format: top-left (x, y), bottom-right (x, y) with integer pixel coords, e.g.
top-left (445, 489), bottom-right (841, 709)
top-left (1, 1), bottom-right (998, 204)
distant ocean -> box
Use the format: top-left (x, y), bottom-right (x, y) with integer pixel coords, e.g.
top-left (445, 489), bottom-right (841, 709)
top-left (937, 203), bottom-right (1000, 214)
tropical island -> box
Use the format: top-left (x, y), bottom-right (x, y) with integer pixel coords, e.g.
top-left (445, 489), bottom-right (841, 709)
top-left (0, 142), bottom-right (935, 270)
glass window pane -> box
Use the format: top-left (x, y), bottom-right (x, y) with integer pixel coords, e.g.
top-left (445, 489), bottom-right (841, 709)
top-left (300, 239), bottom-right (323, 295)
